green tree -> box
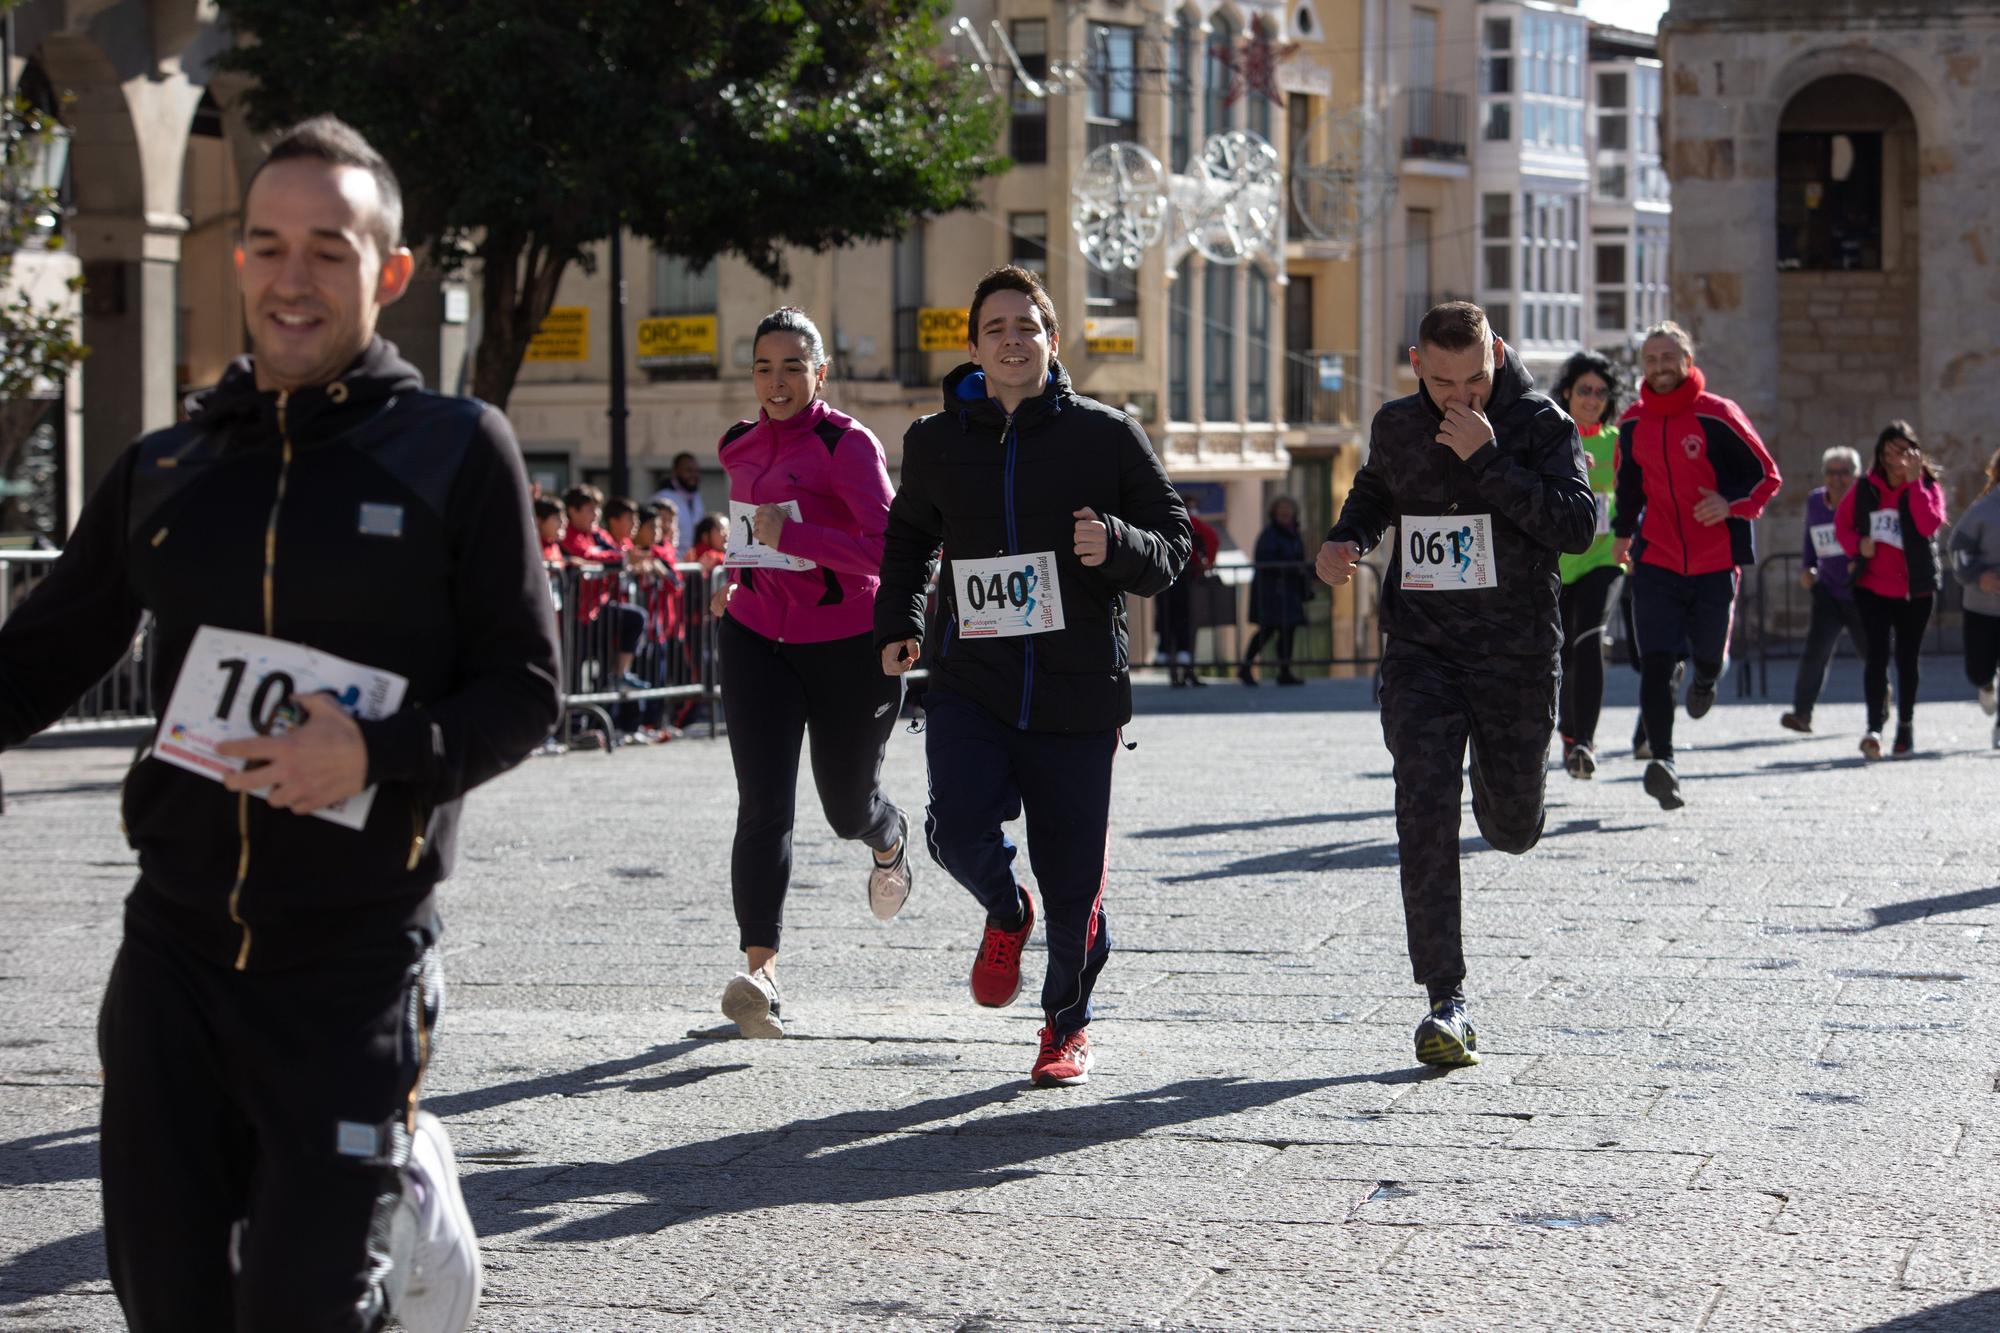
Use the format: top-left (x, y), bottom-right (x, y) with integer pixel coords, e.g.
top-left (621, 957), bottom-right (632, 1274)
top-left (1, 0), bottom-right (88, 533)
top-left (213, 0), bottom-right (1003, 407)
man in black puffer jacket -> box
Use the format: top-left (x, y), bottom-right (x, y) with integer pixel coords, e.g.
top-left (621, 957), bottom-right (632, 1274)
top-left (0, 118), bottom-right (557, 1332)
top-left (1319, 301), bottom-right (1594, 1069)
top-left (878, 266), bottom-right (1189, 1089)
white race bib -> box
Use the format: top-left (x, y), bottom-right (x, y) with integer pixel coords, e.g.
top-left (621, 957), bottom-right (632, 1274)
top-left (1594, 493), bottom-right (1612, 538)
top-left (1869, 508), bottom-right (1903, 551)
top-left (1401, 514), bottom-right (1498, 592)
top-left (1809, 522), bottom-right (1843, 559)
top-left (725, 499), bottom-right (815, 571)
top-left (156, 627), bottom-right (409, 831)
top-left (952, 551), bottom-right (1066, 638)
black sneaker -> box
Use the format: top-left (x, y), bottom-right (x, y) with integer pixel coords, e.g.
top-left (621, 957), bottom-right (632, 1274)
top-left (1892, 724), bottom-right (1913, 758)
top-left (1779, 712), bottom-right (1812, 734)
top-left (1686, 676), bottom-right (1718, 720)
top-left (1414, 998), bottom-right (1480, 1067)
top-left (1643, 759), bottom-right (1685, 811)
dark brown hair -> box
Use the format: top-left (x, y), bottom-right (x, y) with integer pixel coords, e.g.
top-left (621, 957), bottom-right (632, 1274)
top-left (968, 265), bottom-right (1060, 344)
top-left (244, 114), bottom-right (404, 255)
top-left (1416, 301), bottom-right (1490, 353)
top-left (1870, 420), bottom-right (1935, 485)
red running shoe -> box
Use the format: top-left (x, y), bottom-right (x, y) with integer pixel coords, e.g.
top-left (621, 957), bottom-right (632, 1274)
top-left (969, 886), bottom-right (1035, 1008)
top-left (1031, 1026), bottom-right (1092, 1087)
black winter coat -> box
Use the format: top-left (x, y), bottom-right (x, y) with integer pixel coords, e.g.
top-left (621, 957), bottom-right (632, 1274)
top-left (1328, 346), bottom-right (1595, 672)
top-left (1249, 523), bottom-right (1310, 628)
top-left (0, 340), bottom-right (561, 968)
top-left (877, 361), bottom-right (1191, 732)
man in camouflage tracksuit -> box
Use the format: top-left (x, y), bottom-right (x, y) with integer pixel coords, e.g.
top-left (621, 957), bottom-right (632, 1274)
top-left (1318, 302), bottom-right (1595, 1066)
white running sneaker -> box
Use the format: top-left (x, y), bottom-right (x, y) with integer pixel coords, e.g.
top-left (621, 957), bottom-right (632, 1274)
top-left (867, 823), bottom-right (914, 922)
top-left (721, 966), bottom-right (784, 1038)
top-left (392, 1111), bottom-right (481, 1333)
top-left (1979, 680), bottom-right (1997, 717)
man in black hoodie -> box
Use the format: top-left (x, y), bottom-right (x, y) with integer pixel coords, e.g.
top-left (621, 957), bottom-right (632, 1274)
top-left (1318, 302), bottom-right (1594, 1067)
top-left (0, 117), bottom-right (559, 1331)
top-left (878, 266), bottom-right (1189, 1088)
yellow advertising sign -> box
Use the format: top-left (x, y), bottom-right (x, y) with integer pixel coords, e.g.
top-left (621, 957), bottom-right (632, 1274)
top-left (1084, 316), bottom-right (1139, 357)
top-left (917, 307), bottom-right (969, 352)
top-left (524, 306), bottom-right (589, 363)
top-left (637, 314), bottom-right (718, 366)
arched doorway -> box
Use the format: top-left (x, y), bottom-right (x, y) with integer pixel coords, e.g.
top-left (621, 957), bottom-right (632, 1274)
top-left (178, 89), bottom-right (246, 395)
top-left (1774, 74), bottom-right (1919, 464)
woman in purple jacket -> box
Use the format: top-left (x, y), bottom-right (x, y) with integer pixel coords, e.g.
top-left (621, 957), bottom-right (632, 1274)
top-left (710, 308), bottom-right (913, 1037)
top-left (1780, 445), bottom-right (1865, 733)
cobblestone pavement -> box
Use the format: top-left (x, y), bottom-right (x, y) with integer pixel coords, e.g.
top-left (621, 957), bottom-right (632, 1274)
top-left (2, 664), bottom-right (1996, 1331)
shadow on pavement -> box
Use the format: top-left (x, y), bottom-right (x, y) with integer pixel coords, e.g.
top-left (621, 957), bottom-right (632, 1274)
top-left (1867, 885), bottom-right (2000, 930)
top-left (1159, 814), bottom-right (1633, 882)
top-left (1132, 809), bottom-right (1394, 840)
top-left (1855, 1290), bottom-right (2000, 1332)
top-left (0, 1229), bottom-right (105, 1307)
top-left (423, 1040), bottom-right (741, 1119)
top-left (471, 1068), bottom-right (1428, 1245)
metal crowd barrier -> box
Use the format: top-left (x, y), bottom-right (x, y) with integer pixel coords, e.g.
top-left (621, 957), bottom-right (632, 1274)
top-left (1745, 538), bottom-right (1964, 698)
top-left (0, 550), bottom-right (157, 733)
top-left (547, 558), bottom-right (722, 751)
top-left (1136, 557), bottom-right (1387, 679)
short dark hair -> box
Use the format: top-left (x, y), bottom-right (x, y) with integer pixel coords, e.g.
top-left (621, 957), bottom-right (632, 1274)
top-left (532, 498), bottom-right (561, 522)
top-left (563, 484), bottom-right (603, 511)
top-left (603, 496), bottom-right (638, 522)
top-left (244, 115), bottom-right (404, 256)
top-left (1416, 301), bottom-right (1490, 353)
top-left (653, 495), bottom-right (680, 520)
top-left (754, 307), bottom-right (829, 369)
top-left (694, 513), bottom-right (727, 540)
top-left (968, 265), bottom-right (1060, 344)
top-left (1553, 350), bottom-right (1624, 422)
top-left (671, 452), bottom-right (697, 467)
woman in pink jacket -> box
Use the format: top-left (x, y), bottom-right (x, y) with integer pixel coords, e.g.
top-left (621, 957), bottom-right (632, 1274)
top-left (711, 308), bottom-right (912, 1037)
top-left (1836, 420), bottom-right (1948, 760)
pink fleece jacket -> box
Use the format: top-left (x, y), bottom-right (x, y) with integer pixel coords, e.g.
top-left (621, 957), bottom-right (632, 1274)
top-left (718, 397), bottom-right (894, 644)
top-left (1836, 472), bottom-right (1947, 600)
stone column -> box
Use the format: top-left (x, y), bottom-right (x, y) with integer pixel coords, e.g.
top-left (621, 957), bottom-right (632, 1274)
top-left (69, 210), bottom-right (186, 492)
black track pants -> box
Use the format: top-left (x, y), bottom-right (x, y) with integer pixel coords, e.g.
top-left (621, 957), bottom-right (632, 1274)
top-left (1855, 588), bottom-right (1933, 732)
top-left (718, 615), bottom-right (906, 952)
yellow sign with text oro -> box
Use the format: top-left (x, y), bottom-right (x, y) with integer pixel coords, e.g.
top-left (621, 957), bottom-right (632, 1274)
top-left (917, 307), bottom-right (969, 353)
top-left (1085, 316), bottom-right (1139, 357)
top-left (524, 306), bottom-right (589, 363)
top-left (637, 314), bottom-right (718, 366)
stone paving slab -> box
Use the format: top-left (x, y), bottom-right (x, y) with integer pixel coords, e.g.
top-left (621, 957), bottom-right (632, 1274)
top-left (3, 665), bottom-right (1998, 1330)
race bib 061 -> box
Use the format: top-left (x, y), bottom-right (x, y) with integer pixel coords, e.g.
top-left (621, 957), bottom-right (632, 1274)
top-left (1400, 513), bottom-right (1498, 592)
top-left (952, 551), bottom-right (1066, 638)
top-left (155, 627), bottom-right (409, 831)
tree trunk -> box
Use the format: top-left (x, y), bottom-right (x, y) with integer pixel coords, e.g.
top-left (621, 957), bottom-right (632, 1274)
top-left (470, 232), bottom-right (574, 411)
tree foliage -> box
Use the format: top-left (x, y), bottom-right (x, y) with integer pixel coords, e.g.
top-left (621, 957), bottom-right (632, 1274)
top-left (214, 0), bottom-right (1004, 406)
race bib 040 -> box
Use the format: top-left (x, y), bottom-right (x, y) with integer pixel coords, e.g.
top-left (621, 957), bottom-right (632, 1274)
top-left (952, 551), bottom-right (1066, 638)
top-left (155, 627), bottom-right (409, 831)
top-left (1809, 522), bottom-right (1843, 559)
top-left (1401, 513), bottom-right (1498, 592)
top-left (1869, 508), bottom-right (1904, 551)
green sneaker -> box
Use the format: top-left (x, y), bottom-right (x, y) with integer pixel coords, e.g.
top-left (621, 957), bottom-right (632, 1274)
top-left (1414, 997), bottom-right (1481, 1067)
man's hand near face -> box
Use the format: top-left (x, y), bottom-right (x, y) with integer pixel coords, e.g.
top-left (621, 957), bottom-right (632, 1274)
top-left (1437, 403), bottom-right (1495, 462)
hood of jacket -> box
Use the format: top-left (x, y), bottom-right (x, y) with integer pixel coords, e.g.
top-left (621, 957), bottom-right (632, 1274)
top-left (185, 337), bottom-right (428, 449)
top-left (943, 358), bottom-right (1074, 432)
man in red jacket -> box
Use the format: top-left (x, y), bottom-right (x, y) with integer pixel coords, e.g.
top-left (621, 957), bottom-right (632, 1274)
top-left (1612, 321), bottom-right (1781, 809)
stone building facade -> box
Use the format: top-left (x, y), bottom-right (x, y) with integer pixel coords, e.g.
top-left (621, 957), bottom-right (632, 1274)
top-left (1660, 0), bottom-right (2000, 523)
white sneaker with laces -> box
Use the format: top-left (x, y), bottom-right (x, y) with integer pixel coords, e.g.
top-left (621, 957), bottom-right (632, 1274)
top-left (721, 966), bottom-right (784, 1038)
top-left (392, 1110), bottom-right (482, 1333)
top-left (867, 828), bottom-right (914, 922)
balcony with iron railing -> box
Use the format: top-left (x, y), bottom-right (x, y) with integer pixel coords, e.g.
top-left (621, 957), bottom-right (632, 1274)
top-left (1400, 88), bottom-right (1468, 163)
top-left (1283, 350), bottom-right (1360, 431)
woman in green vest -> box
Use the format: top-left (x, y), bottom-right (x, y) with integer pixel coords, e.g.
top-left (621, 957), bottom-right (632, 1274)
top-left (1553, 351), bottom-right (1626, 780)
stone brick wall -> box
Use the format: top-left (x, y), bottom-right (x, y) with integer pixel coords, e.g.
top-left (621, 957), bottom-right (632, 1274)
top-left (1774, 270), bottom-right (1919, 481)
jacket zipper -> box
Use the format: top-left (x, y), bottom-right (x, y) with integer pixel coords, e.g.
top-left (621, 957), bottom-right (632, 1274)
top-left (227, 389), bottom-right (296, 970)
top-left (1003, 413), bottom-right (1033, 730)
top-left (1659, 423), bottom-right (1689, 575)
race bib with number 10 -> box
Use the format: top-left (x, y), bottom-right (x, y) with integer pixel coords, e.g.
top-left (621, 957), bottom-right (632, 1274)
top-left (952, 551), bottom-right (1066, 638)
top-left (154, 627), bottom-right (409, 831)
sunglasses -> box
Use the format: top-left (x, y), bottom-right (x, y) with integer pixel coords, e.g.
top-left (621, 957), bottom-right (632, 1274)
top-left (1570, 385), bottom-right (1610, 398)
top-left (1825, 467), bottom-right (1855, 477)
